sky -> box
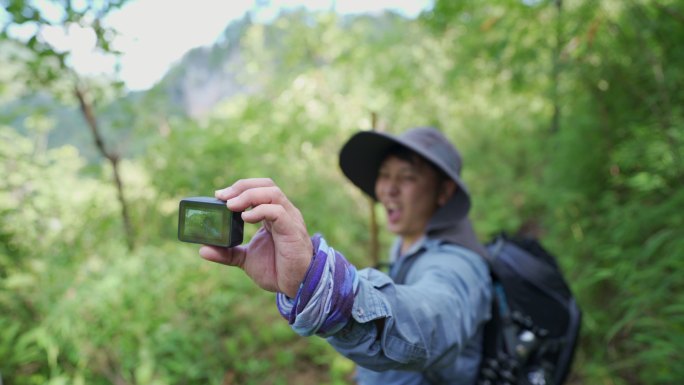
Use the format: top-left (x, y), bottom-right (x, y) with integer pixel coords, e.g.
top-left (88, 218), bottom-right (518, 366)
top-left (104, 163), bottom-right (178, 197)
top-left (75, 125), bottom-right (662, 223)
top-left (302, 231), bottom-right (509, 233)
top-left (2, 0), bottom-right (432, 91)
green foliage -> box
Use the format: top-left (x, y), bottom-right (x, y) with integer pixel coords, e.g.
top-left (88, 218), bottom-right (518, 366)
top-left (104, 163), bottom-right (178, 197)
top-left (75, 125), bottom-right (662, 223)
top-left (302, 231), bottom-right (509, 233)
top-left (2, 2), bottom-right (684, 385)
top-left (0, 125), bottom-right (121, 382)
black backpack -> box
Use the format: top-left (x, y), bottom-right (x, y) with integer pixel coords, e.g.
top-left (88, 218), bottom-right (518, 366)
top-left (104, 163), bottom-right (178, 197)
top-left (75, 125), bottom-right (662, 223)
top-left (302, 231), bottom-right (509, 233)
top-left (477, 233), bottom-right (582, 385)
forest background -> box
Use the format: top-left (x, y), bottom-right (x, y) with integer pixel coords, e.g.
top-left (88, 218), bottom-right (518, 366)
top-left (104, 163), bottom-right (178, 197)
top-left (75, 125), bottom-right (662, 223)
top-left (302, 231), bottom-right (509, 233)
top-left (1, 0), bottom-right (683, 384)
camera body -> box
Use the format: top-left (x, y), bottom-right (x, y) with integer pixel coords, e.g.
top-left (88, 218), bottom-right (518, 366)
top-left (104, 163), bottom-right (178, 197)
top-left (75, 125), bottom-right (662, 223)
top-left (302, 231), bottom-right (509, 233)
top-left (178, 197), bottom-right (244, 247)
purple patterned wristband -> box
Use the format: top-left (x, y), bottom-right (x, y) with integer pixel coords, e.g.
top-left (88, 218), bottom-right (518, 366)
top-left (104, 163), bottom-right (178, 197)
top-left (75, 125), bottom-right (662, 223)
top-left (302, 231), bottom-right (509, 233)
top-left (275, 234), bottom-right (359, 336)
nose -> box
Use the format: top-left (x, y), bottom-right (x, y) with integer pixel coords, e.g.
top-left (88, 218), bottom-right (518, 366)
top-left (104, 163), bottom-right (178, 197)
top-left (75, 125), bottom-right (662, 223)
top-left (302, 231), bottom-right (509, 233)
top-left (377, 176), bottom-right (399, 198)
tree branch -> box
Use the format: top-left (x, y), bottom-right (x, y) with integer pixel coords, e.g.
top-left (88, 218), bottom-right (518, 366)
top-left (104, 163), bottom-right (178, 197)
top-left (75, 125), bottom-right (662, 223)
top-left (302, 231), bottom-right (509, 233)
top-left (75, 84), bottom-right (136, 251)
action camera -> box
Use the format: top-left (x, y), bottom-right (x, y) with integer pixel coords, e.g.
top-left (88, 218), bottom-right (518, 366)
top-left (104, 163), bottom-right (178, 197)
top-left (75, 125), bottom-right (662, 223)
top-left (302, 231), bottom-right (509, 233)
top-left (178, 197), bottom-right (244, 247)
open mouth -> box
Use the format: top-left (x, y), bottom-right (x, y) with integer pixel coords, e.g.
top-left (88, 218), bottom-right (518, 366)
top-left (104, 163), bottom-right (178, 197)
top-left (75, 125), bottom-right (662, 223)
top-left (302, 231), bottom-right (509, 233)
top-left (385, 204), bottom-right (401, 224)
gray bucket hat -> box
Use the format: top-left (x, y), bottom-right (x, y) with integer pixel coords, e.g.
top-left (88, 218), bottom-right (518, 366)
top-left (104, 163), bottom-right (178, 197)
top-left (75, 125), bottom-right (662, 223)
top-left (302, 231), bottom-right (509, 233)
top-left (339, 126), bottom-right (471, 219)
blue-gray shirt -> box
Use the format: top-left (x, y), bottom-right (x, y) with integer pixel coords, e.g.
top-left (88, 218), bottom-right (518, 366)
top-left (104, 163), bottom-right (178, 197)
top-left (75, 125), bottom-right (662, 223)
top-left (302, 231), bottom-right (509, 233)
top-left (327, 237), bottom-right (492, 385)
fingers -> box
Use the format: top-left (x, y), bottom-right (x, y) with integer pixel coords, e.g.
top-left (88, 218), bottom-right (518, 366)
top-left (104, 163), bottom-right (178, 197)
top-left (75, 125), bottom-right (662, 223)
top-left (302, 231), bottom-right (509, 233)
top-left (215, 179), bottom-right (298, 221)
top-left (241, 203), bottom-right (290, 226)
top-left (230, 186), bottom-right (294, 213)
top-left (215, 178), bottom-right (276, 201)
top-left (213, 177), bottom-right (305, 235)
top-left (199, 245), bottom-right (247, 267)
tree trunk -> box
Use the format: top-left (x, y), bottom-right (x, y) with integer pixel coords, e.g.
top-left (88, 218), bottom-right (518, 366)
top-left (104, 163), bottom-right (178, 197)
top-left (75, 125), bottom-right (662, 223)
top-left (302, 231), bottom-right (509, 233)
top-left (368, 112), bottom-right (380, 268)
top-left (74, 84), bottom-right (135, 251)
top-left (550, 0), bottom-right (563, 133)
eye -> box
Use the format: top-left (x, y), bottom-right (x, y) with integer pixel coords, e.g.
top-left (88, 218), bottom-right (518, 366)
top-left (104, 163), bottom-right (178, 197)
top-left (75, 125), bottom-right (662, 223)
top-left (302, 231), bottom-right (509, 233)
top-left (400, 173), bottom-right (418, 182)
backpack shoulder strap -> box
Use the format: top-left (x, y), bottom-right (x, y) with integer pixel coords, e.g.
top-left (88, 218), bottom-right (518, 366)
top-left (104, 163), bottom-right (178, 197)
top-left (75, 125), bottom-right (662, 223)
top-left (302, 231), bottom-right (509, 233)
top-left (393, 239), bottom-right (487, 284)
top-left (483, 234), bottom-right (505, 268)
top-left (391, 246), bottom-right (426, 284)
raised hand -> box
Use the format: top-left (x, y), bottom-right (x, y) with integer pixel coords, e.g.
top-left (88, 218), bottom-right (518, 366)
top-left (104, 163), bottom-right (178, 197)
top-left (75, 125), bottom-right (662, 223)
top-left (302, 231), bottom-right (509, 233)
top-left (198, 178), bottom-right (313, 298)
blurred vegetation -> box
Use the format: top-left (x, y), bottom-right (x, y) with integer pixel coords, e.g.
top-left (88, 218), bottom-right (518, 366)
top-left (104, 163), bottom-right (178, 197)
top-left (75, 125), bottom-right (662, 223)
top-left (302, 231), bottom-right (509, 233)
top-left (1, 0), bottom-right (683, 384)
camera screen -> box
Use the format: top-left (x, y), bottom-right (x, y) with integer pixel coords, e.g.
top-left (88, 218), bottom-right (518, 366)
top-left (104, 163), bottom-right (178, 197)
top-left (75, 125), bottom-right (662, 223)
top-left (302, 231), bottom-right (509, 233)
top-left (180, 205), bottom-right (228, 245)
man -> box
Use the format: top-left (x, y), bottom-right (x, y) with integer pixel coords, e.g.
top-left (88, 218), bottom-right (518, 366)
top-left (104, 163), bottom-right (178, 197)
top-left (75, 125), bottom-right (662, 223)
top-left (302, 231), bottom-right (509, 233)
top-left (200, 127), bottom-right (492, 384)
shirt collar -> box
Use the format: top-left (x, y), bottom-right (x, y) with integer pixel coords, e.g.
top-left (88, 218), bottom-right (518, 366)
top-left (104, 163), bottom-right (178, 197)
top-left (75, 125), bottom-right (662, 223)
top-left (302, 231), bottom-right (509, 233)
top-left (390, 235), bottom-right (428, 263)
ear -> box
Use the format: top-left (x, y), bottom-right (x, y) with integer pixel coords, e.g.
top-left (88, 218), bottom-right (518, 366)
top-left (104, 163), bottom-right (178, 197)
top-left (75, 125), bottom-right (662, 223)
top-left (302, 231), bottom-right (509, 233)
top-left (438, 180), bottom-right (457, 207)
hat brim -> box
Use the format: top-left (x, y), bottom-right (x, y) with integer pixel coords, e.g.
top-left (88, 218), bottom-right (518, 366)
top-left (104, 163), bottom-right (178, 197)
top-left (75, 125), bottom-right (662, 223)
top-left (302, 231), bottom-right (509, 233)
top-left (339, 131), bottom-right (398, 200)
top-left (339, 130), bottom-right (470, 206)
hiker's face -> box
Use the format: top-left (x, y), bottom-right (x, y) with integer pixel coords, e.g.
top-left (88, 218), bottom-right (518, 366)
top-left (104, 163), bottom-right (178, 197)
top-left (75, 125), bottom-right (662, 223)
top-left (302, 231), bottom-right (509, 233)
top-left (375, 155), bottom-right (450, 246)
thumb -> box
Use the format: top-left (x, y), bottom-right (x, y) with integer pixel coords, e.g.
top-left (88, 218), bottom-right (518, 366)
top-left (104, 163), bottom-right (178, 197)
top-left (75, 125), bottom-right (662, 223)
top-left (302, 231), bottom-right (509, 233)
top-left (199, 245), bottom-right (247, 267)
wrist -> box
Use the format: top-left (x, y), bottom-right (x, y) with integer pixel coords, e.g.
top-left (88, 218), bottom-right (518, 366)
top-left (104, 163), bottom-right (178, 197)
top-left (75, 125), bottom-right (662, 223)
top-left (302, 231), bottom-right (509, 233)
top-left (283, 235), bottom-right (319, 298)
top-left (275, 234), bottom-right (359, 336)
